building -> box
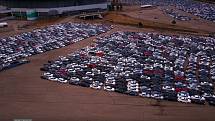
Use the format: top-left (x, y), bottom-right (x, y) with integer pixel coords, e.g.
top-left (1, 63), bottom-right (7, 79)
top-left (0, 0), bottom-right (108, 19)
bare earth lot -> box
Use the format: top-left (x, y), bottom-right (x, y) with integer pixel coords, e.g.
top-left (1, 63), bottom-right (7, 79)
top-left (105, 6), bottom-right (215, 35)
top-left (122, 5), bottom-right (215, 32)
top-left (0, 25), bottom-right (215, 121)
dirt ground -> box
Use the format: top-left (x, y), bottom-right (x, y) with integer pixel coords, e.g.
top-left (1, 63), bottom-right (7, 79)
top-left (1, 5), bottom-right (215, 121)
top-left (0, 26), bottom-right (215, 121)
top-left (106, 6), bottom-right (215, 35)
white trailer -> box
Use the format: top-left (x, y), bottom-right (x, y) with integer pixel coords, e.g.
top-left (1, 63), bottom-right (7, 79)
top-left (0, 22), bottom-right (8, 27)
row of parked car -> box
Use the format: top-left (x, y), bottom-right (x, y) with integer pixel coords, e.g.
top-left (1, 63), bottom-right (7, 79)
top-left (162, 8), bottom-right (191, 21)
top-left (41, 31), bottom-right (215, 106)
top-left (0, 23), bottom-right (113, 72)
top-left (141, 0), bottom-right (215, 22)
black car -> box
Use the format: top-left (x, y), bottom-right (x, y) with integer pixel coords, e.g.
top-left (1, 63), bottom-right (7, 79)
top-left (163, 91), bottom-right (177, 101)
top-left (207, 96), bottom-right (215, 106)
top-left (191, 98), bottom-right (205, 105)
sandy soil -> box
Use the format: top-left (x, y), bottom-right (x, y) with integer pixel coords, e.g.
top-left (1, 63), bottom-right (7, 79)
top-left (0, 26), bottom-right (215, 121)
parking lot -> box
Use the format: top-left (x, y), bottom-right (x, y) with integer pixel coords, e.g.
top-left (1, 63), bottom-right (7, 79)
top-left (1, 25), bottom-right (215, 121)
top-left (0, 23), bottom-right (112, 72)
top-left (140, 0), bottom-right (215, 22)
top-left (40, 31), bottom-right (215, 106)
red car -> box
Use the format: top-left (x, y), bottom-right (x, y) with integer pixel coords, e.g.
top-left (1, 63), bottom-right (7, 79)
top-left (175, 76), bottom-right (186, 81)
top-left (175, 88), bottom-right (189, 93)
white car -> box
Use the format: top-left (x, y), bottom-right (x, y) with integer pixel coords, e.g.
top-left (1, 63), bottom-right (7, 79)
top-left (162, 85), bottom-right (175, 91)
top-left (48, 77), bottom-right (58, 82)
top-left (127, 87), bottom-right (139, 92)
top-left (86, 71), bottom-right (95, 76)
top-left (177, 91), bottom-right (191, 103)
top-left (139, 92), bottom-right (151, 98)
top-left (44, 72), bottom-right (53, 77)
top-left (90, 81), bottom-right (103, 90)
top-left (164, 66), bottom-right (173, 71)
top-left (105, 77), bottom-right (116, 85)
top-left (190, 95), bottom-right (205, 101)
top-left (154, 63), bottom-right (163, 68)
top-left (104, 86), bottom-right (115, 92)
top-left (200, 82), bottom-right (213, 87)
top-left (202, 93), bottom-right (212, 98)
top-left (211, 76), bottom-right (215, 80)
top-left (127, 81), bottom-right (139, 86)
top-left (69, 77), bottom-right (80, 85)
top-left (151, 92), bottom-right (164, 100)
top-left (57, 78), bottom-right (68, 83)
